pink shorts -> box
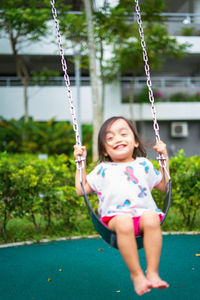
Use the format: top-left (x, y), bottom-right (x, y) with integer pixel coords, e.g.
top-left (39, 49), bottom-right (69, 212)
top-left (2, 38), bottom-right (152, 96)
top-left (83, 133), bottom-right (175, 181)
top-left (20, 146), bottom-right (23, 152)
top-left (101, 214), bottom-right (164, 237)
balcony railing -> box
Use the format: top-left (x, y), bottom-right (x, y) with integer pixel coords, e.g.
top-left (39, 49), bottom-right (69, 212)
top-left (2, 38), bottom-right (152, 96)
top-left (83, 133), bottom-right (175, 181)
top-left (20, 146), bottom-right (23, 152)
top-left (70, 11), bottom-right (200, 23)
top-left (148, 13), bottom-right (200, 24)
top-left (0, 76), bottom-right (90, 87)
top-left (122, 76), bottom-right (200, 88)
top-left (1, 76), bottom-right (200, 88)
top-left (131, 13), bottom-right (200, 35)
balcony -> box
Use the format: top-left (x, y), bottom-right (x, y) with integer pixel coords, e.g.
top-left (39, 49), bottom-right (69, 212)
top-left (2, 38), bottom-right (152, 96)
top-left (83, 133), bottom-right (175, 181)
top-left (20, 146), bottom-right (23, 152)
top-left (121, 76), bottom-right (200, 99)
top-left (0, 76), bottom-right (200, 123)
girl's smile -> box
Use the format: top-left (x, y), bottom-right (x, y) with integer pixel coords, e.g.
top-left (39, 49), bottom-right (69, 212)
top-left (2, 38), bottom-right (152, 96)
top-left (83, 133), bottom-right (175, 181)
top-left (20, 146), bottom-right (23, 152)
top-left (104, 119), bottom-right (139, 163)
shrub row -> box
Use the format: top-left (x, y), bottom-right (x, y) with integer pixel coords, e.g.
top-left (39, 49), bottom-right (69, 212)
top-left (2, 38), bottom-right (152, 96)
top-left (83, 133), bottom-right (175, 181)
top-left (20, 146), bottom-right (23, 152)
top-left (0, 150), bottom-right (200, 240)
top-left (0, 117), bottom-right (93, 160)
top-left (0, 152), bottom-right (88, 236)
top-left (123, 86), bottom-right (200, 103)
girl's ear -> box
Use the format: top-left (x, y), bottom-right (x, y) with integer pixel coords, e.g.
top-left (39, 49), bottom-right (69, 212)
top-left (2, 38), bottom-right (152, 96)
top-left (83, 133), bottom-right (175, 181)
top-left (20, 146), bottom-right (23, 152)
top-left (135, 141), bottom-right (139, 148)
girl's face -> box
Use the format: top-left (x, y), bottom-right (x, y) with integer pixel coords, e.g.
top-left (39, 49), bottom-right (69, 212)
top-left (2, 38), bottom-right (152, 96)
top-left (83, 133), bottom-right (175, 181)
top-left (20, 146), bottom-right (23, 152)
top-left (104, 118), bottom-right (139, 163)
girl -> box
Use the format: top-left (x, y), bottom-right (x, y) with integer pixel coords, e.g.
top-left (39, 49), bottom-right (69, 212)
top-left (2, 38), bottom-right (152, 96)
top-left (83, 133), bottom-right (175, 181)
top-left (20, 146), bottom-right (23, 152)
top-left (74, 116), bottom-right (169, 296)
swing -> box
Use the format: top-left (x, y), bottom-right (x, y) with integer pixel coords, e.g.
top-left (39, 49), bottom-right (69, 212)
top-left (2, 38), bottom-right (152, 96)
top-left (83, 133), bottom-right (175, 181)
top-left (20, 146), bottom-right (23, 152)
top-left (50, 0), bottom-right (171, 250)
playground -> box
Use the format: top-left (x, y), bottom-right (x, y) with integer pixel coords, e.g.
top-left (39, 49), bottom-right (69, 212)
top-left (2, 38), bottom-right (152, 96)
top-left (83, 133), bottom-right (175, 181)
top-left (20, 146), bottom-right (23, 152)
top-left (0, 234), bottom-right (200, 300)
top-left (1, 1), bottom-right (200, 299)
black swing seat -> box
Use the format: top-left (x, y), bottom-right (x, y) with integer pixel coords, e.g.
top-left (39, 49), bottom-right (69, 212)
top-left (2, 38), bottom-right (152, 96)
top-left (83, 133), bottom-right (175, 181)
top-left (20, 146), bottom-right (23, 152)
top-left (81, 180), bottom-right (171, 250)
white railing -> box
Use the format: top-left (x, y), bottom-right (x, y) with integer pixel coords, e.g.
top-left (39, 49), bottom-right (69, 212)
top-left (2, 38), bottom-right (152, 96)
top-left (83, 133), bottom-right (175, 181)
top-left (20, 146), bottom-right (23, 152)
top-left (66, 11), bottom-right (200, 24)
top-left (0, 76), bottom-right (91, 87)
top-left (116, 12), bottom-right (200, 24)
top-left (149, 13), bottom-right (200, 23)
top-left (122, 76), bottom-right (200, 88)
top-left (1, 76), bottom-right (200, 88)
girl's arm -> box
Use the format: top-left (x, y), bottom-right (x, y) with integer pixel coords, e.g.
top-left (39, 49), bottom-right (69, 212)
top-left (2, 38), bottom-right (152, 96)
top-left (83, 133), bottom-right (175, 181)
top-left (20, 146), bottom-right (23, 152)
top-left (153, 141), bottom-right (170, 192)
top-left (74, 145), bottom-right (93, 196)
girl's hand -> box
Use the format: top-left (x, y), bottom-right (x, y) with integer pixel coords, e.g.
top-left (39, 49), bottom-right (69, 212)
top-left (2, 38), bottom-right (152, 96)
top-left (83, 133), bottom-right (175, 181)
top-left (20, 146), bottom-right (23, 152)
top-left (73, 145), bottom-right (87, 160)
top-left (153, 141), bottom-right (168, 158)
top-left (154, 141), bottom-right (170, 191)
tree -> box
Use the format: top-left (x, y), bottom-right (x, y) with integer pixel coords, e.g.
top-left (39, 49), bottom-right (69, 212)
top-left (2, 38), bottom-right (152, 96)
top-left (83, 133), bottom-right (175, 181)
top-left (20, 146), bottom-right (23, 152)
top-left (95, 0), bottom-right (190, 121)
top-left (57, 0), bottom-right (190, 159)
top-left (83, 0), bottom-right (102, 160)
top-left (58, 7), bottom-right (88, 145)
top-left (57, 1), bottom-right (101, 159)
top-left (0, 0), bottom-right (51, 122)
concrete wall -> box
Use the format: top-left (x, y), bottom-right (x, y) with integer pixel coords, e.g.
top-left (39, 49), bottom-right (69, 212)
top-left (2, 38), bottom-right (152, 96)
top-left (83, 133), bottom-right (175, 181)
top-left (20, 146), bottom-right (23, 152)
top-left (1, 84), bottom-right (200, 122)
top-left (1, 82), bottom-right (200, 158)
top-left (141, 121), bottom-right (200, 158)
top-left (0, 86), bottom-right (93, 123)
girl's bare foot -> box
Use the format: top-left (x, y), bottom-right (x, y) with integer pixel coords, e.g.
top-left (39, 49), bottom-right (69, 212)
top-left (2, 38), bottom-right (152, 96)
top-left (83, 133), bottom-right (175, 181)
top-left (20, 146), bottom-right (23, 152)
top-left (131, 273), bottom-right (152, 296)
top-left (146, 271), bottom-right (169, 290)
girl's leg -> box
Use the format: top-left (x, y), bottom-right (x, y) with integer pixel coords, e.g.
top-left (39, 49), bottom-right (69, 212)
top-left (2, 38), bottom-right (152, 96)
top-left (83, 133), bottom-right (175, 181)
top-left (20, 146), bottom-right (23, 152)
top-left (139, 211), bottom-right (169, 289)
top-left (108, 215), bottom-right (152, 296)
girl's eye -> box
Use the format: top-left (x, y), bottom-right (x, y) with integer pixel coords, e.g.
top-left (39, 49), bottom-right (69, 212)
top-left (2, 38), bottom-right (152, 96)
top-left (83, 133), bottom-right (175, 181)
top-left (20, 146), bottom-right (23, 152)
top-left (106, 135), bottom-right (113, 142)
top-left (121, 132), bottom-right (127, 136)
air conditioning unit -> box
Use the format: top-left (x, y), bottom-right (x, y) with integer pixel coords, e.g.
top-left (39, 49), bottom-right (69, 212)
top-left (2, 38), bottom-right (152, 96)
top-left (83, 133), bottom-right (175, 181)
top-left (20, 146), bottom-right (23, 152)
top-left (171, 122), bottom-right (189, 138)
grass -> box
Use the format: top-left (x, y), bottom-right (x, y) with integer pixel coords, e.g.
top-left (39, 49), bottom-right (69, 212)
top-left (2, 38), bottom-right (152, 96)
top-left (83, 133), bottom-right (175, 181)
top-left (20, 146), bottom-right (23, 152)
top-left (162, 207), bottom-right (200, 232)
top-left (0, 208), bottom-right (199, 245)
top-left (0, 215), bottom-right (96, 245)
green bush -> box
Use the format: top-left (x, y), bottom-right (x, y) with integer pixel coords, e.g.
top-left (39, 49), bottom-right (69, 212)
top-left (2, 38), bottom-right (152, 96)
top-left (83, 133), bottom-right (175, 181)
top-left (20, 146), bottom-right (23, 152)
top-left (181, 26), bottom-right (195, 36)
top-left (0, 151), bottom-right (200, 243)
top-left (169, 150), bottom-right (200, 229)
top-left (0, 152), bottom-right (88, 237)
top-left (152, 151), bottom-right (200, 230)
top-left (169, 92), bottom-right (200, 102)
top-left (0, 117), bottom-right (93, 161)
top-left (122, 86), bottom-right (200, 104)
top-left (123, 86), bottom-right (163, 104)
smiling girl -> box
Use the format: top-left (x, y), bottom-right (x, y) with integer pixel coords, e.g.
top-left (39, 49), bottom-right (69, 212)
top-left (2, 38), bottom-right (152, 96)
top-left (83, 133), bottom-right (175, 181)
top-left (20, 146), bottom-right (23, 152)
top-left (74, 116), bottom-right (169, 296)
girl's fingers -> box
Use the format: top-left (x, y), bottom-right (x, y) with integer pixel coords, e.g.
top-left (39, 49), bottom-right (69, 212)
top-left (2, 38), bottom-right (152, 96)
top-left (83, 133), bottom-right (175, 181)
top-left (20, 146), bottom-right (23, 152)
top-left (153, 141), bottom-right (167, 154)
top-left (73, 145), bottom-right (87, 158)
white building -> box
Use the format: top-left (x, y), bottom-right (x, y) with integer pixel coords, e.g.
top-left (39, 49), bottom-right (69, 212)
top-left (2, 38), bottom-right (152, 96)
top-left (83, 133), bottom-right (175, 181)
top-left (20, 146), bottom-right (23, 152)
top-left (0, 0), bottom-right (200, 156)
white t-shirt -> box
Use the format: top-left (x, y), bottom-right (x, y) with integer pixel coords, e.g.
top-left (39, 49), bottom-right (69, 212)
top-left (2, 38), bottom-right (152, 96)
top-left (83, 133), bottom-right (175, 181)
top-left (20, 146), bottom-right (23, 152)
top-left (87, 157), bottom-right (163, 218)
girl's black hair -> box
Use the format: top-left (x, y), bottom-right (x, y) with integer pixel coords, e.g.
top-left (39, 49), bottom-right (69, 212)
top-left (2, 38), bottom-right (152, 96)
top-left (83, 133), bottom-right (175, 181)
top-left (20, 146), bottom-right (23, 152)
top-left (98, 116), bottom-right (147, 161)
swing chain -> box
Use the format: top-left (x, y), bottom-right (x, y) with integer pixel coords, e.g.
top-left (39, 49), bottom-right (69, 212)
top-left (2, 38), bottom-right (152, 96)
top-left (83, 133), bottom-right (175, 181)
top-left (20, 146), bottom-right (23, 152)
top-left (134, 0), bottom-right (166, 168)
top-left (50, 0), bottom-right (86, 172)
top-left (50, 0), bottom-right (81, 148)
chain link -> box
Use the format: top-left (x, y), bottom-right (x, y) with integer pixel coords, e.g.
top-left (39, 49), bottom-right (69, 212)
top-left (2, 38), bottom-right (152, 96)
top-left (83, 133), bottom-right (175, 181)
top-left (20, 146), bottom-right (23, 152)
top-left (50, 0), bottom-right (81, 147)
top-left (50, 0), bottom-right (165, 167)
top-left (134, 0), bottom-right (167, 167)
top-left (134, 0), bottom-right (161, 142)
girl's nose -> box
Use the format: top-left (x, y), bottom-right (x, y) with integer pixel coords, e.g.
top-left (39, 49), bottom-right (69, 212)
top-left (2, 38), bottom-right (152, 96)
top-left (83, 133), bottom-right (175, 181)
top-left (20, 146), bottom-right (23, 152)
top-left (115, 134), bottom-right (123, 143)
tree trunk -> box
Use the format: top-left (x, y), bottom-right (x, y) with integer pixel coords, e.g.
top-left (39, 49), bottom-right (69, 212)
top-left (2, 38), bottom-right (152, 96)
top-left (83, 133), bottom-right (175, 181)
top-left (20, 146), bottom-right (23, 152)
top-left (9, 30), bottom-right (30, 122)
top-left (24, 82), bottom-right (29, 123)
top-left (129, 76), bottom-right (135, 122)
top-left (45, 200), bottom-right (52, 230)
top-left (31, 212), bottom-right (40, 232)
top-left (100, 40), bottom-right (105, 120)
top-left (83, 0), bottom-right (101, 161)
top-left (2, 201), bottom-right (8, 235)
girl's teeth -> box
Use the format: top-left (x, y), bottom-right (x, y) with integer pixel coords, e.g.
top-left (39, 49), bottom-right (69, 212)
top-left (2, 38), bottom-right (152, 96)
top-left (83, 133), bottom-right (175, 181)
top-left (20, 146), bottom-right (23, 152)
top-left (116, 145), bottom-right (124, 149)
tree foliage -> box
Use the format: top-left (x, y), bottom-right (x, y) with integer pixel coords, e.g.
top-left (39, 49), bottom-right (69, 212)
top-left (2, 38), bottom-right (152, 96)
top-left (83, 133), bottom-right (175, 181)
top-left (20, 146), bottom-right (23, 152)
top-left (0, 0), bottom-right (52, 122)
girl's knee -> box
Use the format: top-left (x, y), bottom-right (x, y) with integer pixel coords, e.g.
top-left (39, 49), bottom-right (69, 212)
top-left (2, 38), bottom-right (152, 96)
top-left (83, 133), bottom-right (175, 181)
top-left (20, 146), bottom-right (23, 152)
top-left (140, 211), bottom-right (160, 230)
top-left (109, 215), bottom-right (134, 235)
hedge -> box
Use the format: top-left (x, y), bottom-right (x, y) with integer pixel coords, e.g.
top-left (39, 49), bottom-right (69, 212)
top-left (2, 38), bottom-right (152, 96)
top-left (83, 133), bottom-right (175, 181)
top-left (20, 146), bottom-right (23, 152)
top-left (0, 152), bottom-right (88, 236)
top-left (0, 150), bottom-right (200, 240)
top-left (0, 117), bottom-right (93, 161)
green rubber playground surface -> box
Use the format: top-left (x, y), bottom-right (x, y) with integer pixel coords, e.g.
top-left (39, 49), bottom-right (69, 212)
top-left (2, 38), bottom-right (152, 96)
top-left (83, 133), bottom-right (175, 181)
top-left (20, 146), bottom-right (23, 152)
top-left (0, 235), bottom-right (200, 300)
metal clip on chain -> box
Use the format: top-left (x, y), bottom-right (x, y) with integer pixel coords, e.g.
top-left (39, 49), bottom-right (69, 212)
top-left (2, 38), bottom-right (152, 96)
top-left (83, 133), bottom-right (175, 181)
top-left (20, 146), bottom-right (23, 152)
top-left (75, 156), bottom-right (86, 183)
top-left (75, 156), bottom-right (85, 169)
